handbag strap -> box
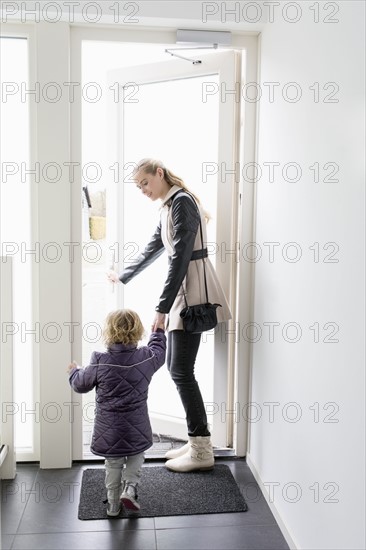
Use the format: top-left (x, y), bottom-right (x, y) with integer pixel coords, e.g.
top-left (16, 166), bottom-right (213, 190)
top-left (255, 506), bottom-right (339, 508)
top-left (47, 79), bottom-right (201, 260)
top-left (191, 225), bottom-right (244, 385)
top-left (172, 191), bottom-right (209, 307)
top-left (197, 214), bottom-right (209, 304)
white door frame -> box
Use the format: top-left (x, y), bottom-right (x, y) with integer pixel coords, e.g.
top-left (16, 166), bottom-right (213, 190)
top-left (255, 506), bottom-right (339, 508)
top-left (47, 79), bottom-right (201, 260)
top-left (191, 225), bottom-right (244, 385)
top-left (70, 25), bottom-right (259, 458)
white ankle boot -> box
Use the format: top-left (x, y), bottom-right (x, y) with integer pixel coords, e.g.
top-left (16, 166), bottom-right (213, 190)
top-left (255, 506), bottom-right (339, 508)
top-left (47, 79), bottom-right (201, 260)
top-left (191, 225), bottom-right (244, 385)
top-left (165, 436), bottom-right (214, 472)
top-left (164, 441), bottom-right (190, 459)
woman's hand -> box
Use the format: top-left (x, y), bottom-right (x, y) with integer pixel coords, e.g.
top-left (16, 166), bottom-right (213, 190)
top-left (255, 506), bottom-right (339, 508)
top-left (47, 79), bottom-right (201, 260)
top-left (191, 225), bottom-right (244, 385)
top-left (106, 270), bottom-right (120, 284)
top-left (152, 312), bottom-right (166, 332)
top-left (67, 360), bottom-right (78, 374)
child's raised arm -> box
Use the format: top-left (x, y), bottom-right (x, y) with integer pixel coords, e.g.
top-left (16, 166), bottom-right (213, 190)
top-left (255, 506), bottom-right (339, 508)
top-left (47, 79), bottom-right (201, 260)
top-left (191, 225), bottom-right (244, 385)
top-left (147, 328), bottom-right (166, 371)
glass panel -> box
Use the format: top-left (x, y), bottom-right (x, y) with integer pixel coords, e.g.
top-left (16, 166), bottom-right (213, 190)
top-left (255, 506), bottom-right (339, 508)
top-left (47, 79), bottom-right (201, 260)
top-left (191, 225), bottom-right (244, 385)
top-left (122, 76), bottom-right (219, 425)
top-left (0, 37), bottom-right (33, 453)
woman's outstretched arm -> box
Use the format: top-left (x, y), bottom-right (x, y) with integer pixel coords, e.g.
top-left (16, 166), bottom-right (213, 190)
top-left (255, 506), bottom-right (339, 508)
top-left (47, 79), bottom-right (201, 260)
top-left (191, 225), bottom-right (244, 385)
top-left (118, 221), bottom-right (165, 284)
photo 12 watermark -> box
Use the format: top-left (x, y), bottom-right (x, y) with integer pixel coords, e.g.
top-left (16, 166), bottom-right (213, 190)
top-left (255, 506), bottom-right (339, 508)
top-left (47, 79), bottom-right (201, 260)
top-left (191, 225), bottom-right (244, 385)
top-left (201, 80), bottom-right (340, 104)
top-left (1, 398), bottom-right (341, 427)
top-left (0, 239), bottom-right (341, 264)
top-left (1, 479), bottom-right (81, 504)
top-left (201, 160), bottom-right (340, 183)
top-left (1, 81), bottom-right (140, 104)
top-left (1, 319), bottom-right (341, 344)
top-left (1, 79), bottom-right (340, 105)
top-left (1, 1), bottom-right (140, 24)
top-left (0, 159), bottom-right (341, 184)
top-left (205, 400), bottom-right (340, 424)
top-left (201, 2), bottom-right (340, 25)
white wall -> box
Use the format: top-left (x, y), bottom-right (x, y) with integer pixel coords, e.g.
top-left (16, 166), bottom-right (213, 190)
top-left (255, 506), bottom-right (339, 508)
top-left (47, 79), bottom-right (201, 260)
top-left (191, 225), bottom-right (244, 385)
top-left (247, 2), bottom-right (365, 549)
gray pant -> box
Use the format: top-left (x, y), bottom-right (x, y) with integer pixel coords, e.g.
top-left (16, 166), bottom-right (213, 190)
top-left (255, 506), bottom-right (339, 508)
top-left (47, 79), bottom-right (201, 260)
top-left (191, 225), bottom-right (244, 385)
top-left (105, 452), bottom-right (145, 504)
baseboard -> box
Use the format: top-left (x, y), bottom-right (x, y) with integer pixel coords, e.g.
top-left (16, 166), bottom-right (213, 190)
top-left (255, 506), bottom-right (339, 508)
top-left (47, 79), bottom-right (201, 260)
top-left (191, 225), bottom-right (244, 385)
top-left (246, 453), bottom-right (299, 550)
top-left (0, 444), bottom-right (8, 467)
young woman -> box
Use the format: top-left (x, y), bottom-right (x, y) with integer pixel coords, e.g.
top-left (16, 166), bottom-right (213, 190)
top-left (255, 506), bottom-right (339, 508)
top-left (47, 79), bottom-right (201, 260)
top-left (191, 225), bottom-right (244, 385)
top-left (107, 158), bottom-right (232, 472)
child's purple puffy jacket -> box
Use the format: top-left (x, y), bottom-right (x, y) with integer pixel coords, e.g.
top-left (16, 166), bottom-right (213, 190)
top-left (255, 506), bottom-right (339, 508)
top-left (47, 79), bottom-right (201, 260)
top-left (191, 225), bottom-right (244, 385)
top-left (69, 329), bottom-right (166, 457)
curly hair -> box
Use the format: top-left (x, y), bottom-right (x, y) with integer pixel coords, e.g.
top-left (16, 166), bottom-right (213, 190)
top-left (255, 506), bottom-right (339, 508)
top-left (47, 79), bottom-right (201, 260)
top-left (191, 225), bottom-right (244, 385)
top-left (102, 309), bottom-right (144, 347)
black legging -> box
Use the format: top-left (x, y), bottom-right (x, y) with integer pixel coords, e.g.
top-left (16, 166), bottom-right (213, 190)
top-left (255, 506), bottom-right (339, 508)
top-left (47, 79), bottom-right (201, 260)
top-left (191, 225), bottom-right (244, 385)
top-left (166, 330), bottom-right (210, 437)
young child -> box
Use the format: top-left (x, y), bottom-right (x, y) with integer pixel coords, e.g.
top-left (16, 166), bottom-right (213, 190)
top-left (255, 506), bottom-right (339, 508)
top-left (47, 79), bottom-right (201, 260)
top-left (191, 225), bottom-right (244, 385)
top-left (67, 309), bottom-right (166, 517)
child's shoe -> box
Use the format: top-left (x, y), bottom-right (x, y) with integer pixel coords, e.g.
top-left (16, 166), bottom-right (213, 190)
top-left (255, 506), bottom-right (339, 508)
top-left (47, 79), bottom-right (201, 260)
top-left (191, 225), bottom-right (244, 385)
top-left (121, 482), bottom-right (140, 511)
top-left (107, 502), bottom-right (121, 517)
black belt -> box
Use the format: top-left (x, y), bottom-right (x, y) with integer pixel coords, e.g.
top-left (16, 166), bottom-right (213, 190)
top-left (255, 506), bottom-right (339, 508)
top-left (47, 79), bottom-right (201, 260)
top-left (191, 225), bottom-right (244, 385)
top-left (168, 248), bottom-right (208, 262)
top-left (190, 248), bottom-right (208, 261)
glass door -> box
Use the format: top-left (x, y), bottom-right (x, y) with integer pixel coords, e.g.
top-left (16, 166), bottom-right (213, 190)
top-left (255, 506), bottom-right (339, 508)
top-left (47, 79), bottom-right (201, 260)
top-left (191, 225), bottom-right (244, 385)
top-left (106, 51), bottom-right (240, 447)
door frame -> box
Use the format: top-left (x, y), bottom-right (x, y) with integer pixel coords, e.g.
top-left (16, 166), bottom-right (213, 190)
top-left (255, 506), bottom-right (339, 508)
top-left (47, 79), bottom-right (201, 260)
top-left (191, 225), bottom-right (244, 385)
top-left (70, 26), bottom-right (258, 459)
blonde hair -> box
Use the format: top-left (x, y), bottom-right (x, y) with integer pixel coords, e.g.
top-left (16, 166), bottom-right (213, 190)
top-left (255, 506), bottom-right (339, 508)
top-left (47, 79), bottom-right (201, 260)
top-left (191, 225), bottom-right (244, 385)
top-left (103, 309), bottom-right (144, 347)
top-left (133, 158), bottom-right (211, 221)
top-left (133, 158), bottom-right (201, 204)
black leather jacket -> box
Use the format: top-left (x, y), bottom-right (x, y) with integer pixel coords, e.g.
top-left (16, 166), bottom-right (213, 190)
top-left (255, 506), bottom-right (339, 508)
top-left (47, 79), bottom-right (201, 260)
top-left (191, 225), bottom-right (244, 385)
top-left (119, 191), bottom-right (200, 314)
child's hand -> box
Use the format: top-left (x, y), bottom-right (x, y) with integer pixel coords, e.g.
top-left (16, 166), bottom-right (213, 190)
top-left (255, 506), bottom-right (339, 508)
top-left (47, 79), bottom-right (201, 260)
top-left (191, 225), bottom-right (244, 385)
top-left (67, 360), bottom-right (79, 374)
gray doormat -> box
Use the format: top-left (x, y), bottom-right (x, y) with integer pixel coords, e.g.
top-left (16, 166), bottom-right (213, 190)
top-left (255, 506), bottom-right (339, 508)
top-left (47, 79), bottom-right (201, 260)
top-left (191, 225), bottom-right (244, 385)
top-left (78, 465), bottom-right (248, 519)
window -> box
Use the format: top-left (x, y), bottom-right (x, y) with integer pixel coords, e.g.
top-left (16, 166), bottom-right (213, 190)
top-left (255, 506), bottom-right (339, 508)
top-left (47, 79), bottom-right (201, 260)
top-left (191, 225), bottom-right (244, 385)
top-left (0, 36), bottom-right (36, 458)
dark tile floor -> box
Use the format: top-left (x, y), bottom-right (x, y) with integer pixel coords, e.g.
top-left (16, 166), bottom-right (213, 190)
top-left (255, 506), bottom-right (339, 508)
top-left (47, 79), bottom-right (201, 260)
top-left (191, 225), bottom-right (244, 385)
top-left (1, 459), bottom-right (290, 550)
